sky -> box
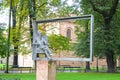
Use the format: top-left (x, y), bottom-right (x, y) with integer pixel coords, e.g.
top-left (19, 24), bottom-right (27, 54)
top-left (0, 0), bottom-right (8, 25)
top-left (67, 0), bottom-right (73, 6)
top-left (0, 10), bottom-right (9, 25)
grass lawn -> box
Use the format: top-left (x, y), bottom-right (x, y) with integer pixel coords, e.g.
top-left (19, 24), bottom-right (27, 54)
top-left (0, 72), bottom-right (120, 80)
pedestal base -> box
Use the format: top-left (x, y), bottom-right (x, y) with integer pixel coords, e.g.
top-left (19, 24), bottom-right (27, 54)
top-left (36, 60), bottom-right (56, 80)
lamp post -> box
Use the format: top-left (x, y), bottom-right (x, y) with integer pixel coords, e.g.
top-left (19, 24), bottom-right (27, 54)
top-left (4, 0), bottom-right (12, 73)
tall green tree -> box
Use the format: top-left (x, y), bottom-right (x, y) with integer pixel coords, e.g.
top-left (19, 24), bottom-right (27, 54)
top-left (3, 0), bottom-right (21, 67)
top-left (3, 0), bottom-right (31, 67)
top-left (74, 0), bottom-right (120, 72)
top-left (11, 0), bottom-right (19, 67)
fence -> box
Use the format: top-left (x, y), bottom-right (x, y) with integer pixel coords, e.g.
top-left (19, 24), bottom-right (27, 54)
top-left (0, 78), bottom-right (20, 80)
top-left (1, 65), bottom-right (120, 73)
top-left (0, 65), bottom-right (35, 73)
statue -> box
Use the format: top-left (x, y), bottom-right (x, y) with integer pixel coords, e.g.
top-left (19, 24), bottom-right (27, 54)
top-left (32, 32), bottom-right (53, 60)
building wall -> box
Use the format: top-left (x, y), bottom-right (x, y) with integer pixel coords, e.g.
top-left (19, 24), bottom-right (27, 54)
top-left (0, 55), bottom-right (13, 65)
top-left (53, 50), bottom-right (107, 67)
top-left (18, 54), bottom-right (33, 67)
top-left (59, 21), bottom-right (77, 42)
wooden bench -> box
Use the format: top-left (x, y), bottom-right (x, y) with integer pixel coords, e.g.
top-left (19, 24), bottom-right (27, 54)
top-left (64, 66), bottom-right (81, 71)
top-left (57, 65), bottom-right (81, 72)
top-left (57, 65), bottom-right (70, 71)
top-left (116, 67), bottom-right (120, 70)
top-left (12, 67), bottom-right (34, 73)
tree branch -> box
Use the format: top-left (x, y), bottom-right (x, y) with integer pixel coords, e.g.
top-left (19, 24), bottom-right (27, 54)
top-left (89, 0), bottom-right (105, 15)
top-left (109, 0), bottom-right (119, 19)
top-left (37, 2), bottom-right (48, 9)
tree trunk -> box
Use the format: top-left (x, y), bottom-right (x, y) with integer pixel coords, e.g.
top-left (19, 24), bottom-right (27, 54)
top-left (96, 56), bottom-right (99, 72)
top-left (29, 15), bottom-right (33, 43)
top-left (13, 46), bottom-right (18, 67)
top-left (29, 0), bottom-right (36, 44)
top-left (104, 21), bottom-right (116, 72)
top-left (12, 6), bottom-right (18, 67)
top-left (85, 62), bottom-right (90, 72)
top-left (106, 51), bottom-right (116, 72)
top-left (118, 56), bottom-right (120, 67)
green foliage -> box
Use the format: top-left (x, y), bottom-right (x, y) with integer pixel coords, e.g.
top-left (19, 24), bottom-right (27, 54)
top-left (48, 34), bottom-right (71, 53)
top-left (58, 6), bottom-right (75, 17)
top-left (51, 0), bottom-right (61, 6)
top-left (109, 12), bottom-right (120, 54)
top-left (73, 0), bottom-right (120, 59)
top-left (74, 20), bottom-right (90, 57)
top-left (0, 24), bottom-right (7, 57)
top-left (0, 0), bottom-right (80, 54)
top-left (0, 0), bottom-right (3, 10)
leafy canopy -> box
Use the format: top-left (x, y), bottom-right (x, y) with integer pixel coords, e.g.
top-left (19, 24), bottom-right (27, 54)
top-left (48, 34), bottom-right (71, 53)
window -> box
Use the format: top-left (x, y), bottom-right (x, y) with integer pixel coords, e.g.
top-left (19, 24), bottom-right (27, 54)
top-left (66, 29), bottom-right (71, 40)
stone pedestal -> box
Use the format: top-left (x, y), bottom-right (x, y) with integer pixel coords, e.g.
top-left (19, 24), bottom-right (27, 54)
top-left (36, 60), bottom-right (56, 80)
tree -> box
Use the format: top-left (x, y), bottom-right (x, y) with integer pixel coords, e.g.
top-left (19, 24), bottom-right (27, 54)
top-left (2, 0), bottom-right (48, 67)
top-left (11, 0), bottom-right (19, 67)
top-left (74, 0), bottom-right (120, 72)
top-left (90, 0), bottom-right (119, 73)
top-left (2, 0), bottom-right (32, 67)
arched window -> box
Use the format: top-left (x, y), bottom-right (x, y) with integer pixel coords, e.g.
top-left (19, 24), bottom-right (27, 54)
top-left (66, 29), bottom-right (71, 40)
